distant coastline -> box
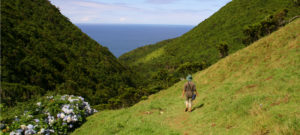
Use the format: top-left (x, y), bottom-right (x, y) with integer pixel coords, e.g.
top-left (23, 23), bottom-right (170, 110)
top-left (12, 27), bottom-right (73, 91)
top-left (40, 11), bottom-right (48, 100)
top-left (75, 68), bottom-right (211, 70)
top-left (76, 23), bottom-right (195, 27)
top-left (76, 24), bottom-right (194, 57)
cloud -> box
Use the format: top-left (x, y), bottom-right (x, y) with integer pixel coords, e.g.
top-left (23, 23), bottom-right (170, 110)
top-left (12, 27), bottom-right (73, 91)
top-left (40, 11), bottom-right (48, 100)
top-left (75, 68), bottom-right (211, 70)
top-left (72, 1), bottom-right (141, 11)
top-left (50, 0), bottom-right (144, 24)
top-left (172, 9), bottom-right (215, 13)
top-left (145, 0), bottom-right (180, 4)
top-left (49, 0), bottom-right (231, 25)
top-left (80, 16), bottom-right (91, 22)
top-left (119, 17), bottom-right (126, 22)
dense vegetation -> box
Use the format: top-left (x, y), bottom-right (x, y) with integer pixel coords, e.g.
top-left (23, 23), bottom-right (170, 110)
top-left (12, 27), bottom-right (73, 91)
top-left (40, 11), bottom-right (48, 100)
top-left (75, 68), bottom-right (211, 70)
top-left (242, 9), bottom-right (291, 45)
top-left (119, 0), bottom-right (300, 93)
top-left (1, 0), bottom-right (142, 110)
top-left (3, 95), bottom-right (97, 135)
top-left (73, 19), bottom-right (300, 135)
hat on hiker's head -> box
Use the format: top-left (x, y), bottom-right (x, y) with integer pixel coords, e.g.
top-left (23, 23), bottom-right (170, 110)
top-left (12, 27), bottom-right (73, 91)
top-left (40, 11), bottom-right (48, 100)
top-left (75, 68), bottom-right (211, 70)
top-left (186, 75), bottom-right (192, 81)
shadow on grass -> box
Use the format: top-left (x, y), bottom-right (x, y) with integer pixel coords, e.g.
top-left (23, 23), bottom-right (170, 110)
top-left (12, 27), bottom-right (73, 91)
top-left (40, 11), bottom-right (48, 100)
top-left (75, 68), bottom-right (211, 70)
top-left (191, 103), bottom-right (204, 112)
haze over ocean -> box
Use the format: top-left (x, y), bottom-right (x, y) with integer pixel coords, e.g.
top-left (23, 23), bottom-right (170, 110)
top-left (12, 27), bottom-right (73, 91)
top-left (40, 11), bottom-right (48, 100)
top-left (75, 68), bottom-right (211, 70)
top-left (76, 24), bottom-right (194, 57)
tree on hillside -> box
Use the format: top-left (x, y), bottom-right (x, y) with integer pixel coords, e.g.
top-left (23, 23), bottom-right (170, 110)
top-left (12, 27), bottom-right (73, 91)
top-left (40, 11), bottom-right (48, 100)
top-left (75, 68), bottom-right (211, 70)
top-left (1, 0), bottom-right (140, 108)
top-left (217, 42), bottom-right (229, 58)
top-left (242, 9), bottom-right (288, 46)
top-left (294, 0), bottom-right (300, 6)
top-left (175, 62), bottom-right (205, 76)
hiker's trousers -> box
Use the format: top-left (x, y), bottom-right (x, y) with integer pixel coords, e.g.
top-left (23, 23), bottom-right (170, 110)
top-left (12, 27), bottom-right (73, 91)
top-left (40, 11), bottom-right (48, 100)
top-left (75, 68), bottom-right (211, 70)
top-left (185, 98), bottom-right (192, 108)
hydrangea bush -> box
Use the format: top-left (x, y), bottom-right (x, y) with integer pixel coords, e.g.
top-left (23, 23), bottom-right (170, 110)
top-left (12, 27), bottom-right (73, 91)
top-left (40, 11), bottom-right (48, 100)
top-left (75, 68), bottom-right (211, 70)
top-left (7, 95), bottom-right (97, 135)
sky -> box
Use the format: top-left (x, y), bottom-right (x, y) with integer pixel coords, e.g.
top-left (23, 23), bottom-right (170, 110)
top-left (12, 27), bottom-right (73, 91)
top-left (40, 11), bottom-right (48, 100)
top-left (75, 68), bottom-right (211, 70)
top-left (49, 0), bottom-right (232, 25)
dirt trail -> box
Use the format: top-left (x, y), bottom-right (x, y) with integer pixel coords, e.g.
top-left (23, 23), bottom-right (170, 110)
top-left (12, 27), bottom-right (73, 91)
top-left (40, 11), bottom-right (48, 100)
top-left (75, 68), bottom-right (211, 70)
top-left (167, 100), bottom-right (203, 135)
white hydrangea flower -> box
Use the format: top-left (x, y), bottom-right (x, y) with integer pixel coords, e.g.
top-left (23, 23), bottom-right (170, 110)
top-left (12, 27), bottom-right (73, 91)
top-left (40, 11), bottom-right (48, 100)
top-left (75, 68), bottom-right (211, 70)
top-left (15, 129), bottom-right (23, 135)
top-left (94, 109), bottom-right (98, 113)
top-left (66, 115), bottom-right (72, 123)
top-left (78, 96), bottom-right (84, 101)
top-left (34, 119), bottom-right (40, 123)
top-left (25, 129), bottom-right (36, 135)
top-left (48, 116), bottom-right (55, 125)
top-left (83, 102), bottom-right (89, 106)
top-left (63, 116), bottom-right (68, 122)
top-left (20, 125), bottom-right (27, 130)
top-left (27, 124), bottom-right (33, 129)
top-left (61, 95), bottom-right (67, 100)
top-left (40, 128), bottom-right (45, 134)
top-left (46, 96), bottom-right (53, 99)
top-left (69, 109), bottom-right (74, 114)
top-left (45, 112), bottom-right (50, 116)
top-left (57, 113), bottom-right (61, 118)
top-left (10, 131), bottom-right (22, 135)
top-left (68, 96), bottom-right (80, 103)
top-left (60, 113), bottom-right (66, 119)
top-left (72, 115), bottom-right (78, 122)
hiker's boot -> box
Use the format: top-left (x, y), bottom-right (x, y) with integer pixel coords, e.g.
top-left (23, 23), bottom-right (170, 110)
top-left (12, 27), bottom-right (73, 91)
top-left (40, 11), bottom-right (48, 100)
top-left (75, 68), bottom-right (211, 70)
top-left (185, 108), bottom-right (188, 112)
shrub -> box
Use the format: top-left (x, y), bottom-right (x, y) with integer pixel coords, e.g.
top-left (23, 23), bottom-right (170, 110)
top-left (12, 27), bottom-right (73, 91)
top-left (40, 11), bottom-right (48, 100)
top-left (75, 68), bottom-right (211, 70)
top-left (5, 95), bottom-right (97, 135)
top-left (175, 62), bottom-right (206, 76)
top-left (294, 0), bottom-right (300, 6)
top-left (1, 83), bottom-right (45, 106)
top-left (217, 42), bottom-right (229, 58)
top-left (242, 9), bottom-right (288, 46)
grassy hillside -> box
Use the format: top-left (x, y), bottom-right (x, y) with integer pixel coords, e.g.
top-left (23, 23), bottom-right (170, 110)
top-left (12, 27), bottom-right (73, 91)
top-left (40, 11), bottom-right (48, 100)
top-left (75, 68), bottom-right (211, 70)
top-left (73, 19), bottom-right (300, 135)
top-left (1, 0), bottom-right (139, 108)
top-left (119, 0), bottom-right (300, 89)
top-left (120, 39), bottom-right (172, 65)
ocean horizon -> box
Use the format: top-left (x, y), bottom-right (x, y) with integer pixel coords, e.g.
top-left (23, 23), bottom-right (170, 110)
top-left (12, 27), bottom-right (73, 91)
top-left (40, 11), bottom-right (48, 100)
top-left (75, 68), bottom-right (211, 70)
top-left (76, 24), bottom-right (194, 57)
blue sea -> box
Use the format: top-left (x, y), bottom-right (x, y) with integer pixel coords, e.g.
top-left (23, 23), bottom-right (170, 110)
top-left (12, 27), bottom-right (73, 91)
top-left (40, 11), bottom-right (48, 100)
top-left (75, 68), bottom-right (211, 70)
top-left (76, 24), bottom-right (194, 57)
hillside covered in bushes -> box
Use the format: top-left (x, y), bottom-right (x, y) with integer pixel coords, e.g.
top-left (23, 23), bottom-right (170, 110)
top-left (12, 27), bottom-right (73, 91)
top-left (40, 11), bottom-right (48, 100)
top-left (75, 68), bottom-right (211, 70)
top-left (1, 0), bottom-right (142, 109)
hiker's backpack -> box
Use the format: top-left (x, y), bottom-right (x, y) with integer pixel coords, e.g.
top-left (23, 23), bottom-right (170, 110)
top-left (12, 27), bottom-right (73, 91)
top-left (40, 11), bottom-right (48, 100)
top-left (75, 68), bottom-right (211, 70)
top-left (186, 82), bottom-right (195, 98)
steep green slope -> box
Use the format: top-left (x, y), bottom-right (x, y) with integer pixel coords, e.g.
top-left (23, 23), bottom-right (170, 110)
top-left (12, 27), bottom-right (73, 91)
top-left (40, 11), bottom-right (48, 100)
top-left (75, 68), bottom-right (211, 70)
top-left (119, 0), bottom-right (300, 87)
top-left (1, 0), bottom-right (137, 107)
top-left (119, 39), bottom-right (174, 84)
top-left (73, 19), bottom-right (300, 135)
top-left (120, 39), bottom-right (172, 65)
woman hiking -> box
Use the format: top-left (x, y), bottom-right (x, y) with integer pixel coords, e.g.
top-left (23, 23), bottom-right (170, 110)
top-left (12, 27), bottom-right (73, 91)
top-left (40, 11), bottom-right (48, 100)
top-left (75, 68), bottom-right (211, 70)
top-left (182, 75), bottom-right (198, 112)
